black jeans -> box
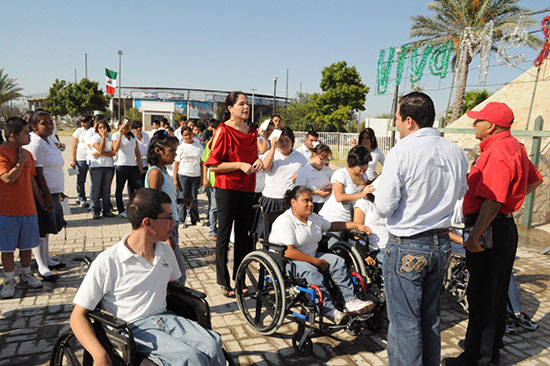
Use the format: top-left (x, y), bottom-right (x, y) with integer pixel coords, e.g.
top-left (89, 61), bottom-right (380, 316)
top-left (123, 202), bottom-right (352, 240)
top-left (90, 167), bottom-right (114, 214)
top-left (463, 216), bottom-right (517, 364)
top-left (75, 160), bottom-right (89, 203)
top-left (215, 188), bottom-right (255, 290)
top-left (177, 175), bottom-right (200, 224)
top-left (115, 165), bottom-right (141, 213)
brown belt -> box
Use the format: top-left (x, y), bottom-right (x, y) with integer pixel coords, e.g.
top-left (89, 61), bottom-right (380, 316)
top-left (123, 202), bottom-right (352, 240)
top-left (389, 228), bottom-right (449, 240)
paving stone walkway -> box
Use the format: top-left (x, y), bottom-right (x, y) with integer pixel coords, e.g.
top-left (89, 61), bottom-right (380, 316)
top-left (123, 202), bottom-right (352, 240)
top-left (0, 136), bottom-right (549, 365)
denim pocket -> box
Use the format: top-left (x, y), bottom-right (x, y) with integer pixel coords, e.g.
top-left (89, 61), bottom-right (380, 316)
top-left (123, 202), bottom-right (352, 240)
top-left (396, 247), bottom-right (431, 282)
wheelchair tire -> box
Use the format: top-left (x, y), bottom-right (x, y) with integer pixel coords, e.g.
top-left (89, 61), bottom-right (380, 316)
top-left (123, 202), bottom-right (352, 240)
top-left (50, 329), bottom-right (88, 366)
top-left (292, 331), bottom-right (313, 356)
top-left (330, 241), bottom-right (368, 279)
top-left (235, 251), bottom-right (286, 335)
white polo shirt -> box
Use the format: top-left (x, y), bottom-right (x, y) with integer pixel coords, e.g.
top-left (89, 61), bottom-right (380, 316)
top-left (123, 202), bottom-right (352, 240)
top-left (84, 128), bottom-right (97, 163)
top-left (262, 149), bottom-right (308, 199)
top-left (269, 209), bottom-right (331, 257)
top-left (24, 132), bottom-right (65, 193)
top-left (296, 144), bottom-right (312, 160)
top-left (72, 127), bottom-right (89, 161)
top-left (354, 198), bottom-right (388, 251)
top-left (295, 164), bottom-right (333, 203)
top-left (73, 235), bottom-right (181, 323)
top-left (89, 134), bottom-right (114, 168)
top-left (318, 168), bottom-right (364, 222)
top-left (366, 148), bottom-right (385, 181)
top-left (112, 132), bottom-right (138, 167)
top-left (175, 141), bottom-right (203, 177)
top-left (137, 133), bottom-right (150, 168)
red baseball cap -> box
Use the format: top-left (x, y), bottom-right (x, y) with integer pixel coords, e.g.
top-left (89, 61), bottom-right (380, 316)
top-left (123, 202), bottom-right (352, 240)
top-left (466, 102), bottom-right (514, 128)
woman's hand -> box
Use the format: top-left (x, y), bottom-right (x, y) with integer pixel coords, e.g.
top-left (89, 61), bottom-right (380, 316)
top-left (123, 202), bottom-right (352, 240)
top-left (350, 137), bottom-right (358, 148)
top-left (252, 159), bottom-right (264, 173)
top-left (355, 224), bottom-right (372, 235)
top-left (239, 162), bottom-right (256, 175)
top-left (364, 256), bottom-right (377, 266)
top-left (313, 189), bottom-right (331, 198)
top-left (362, 184), bottom-right (375, 197)
top-left (70, 160), bottom-right (76, 169)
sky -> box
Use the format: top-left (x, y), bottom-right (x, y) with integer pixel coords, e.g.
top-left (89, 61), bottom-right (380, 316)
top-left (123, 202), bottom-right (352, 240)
top-left (2, 0), bottom-right (549, 119)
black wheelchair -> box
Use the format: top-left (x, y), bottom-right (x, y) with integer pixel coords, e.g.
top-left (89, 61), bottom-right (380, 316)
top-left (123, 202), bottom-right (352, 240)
top-left (49, 258), bottom-right (234, 366)
top-left (234, 210), bottom-right (385, 355)
top-left (444, 249), bottom-right (469, 313)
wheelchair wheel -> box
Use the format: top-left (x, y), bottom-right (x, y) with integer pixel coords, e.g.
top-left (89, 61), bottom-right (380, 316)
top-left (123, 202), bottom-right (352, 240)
top-left (330, 241), bottom-right (367, 279)
top-left (235, 251), bottom-right (286, 335)
top-left (50, 329), bottom-right (89, 366)
top-left (292, 329), bottom-right (313, 356)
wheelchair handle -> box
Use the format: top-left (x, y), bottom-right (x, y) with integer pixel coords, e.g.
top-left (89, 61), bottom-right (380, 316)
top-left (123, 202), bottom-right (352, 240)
top-left (349, 229), bottom-right (368, 240)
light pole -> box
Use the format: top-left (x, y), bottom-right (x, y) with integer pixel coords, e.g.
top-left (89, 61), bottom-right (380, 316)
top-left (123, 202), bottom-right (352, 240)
top-left (273, 77), bottom-right (278, 115)
top-left (390, 46), bottom-right (402, 148)
top-left (251, 88), bottom-right (257, 124)
top-left (118, 50), bottom-right (123, 120)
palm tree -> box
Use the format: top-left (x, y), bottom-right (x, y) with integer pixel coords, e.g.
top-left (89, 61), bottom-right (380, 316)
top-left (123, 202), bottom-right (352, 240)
top-left (410, 0), bottom-right (543, 123)
top-left (0, 68), bottom-right (23, 106)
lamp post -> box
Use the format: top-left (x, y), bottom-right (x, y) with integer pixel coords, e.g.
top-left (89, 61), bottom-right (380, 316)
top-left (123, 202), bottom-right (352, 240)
top-left (251, 88), bottom-right (257, 124)
top-left (390, 46), bottom-right (402, 148)
top-left (273, 77), bottom-right (278, 115)
top-left (118, 50), bottom-right (123, 120)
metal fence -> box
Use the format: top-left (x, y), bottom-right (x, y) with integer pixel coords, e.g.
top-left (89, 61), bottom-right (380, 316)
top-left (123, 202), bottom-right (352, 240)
top-left (294, 132), bottom-right (392, 160)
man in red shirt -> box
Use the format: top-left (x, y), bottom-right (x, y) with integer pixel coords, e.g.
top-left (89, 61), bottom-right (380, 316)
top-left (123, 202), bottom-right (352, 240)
top-left (445, 102), bottom-right (542, 366)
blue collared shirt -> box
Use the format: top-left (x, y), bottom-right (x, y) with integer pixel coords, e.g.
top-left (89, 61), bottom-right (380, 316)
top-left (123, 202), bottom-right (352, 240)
top-left (374, 128), bottom-right (468, 237)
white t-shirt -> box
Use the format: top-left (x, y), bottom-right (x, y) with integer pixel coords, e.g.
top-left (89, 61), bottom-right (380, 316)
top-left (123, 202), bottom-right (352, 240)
top-left (269, 209), bottom-right (331, 257)
top-left (72, 127), bottom-right (89, 161)
top-left (136, 133), bottom-right (150, 168)
top-left (89, 133), bottom-right (115, 168)
top-left (175, 141), bottom-right (204, 177)
top-left (73, 235), bottom-right (181, 323)
top-left (25, 132), bottom-right (65, 193)
top-left (149, 128), bottom-right (158, 138)
top-left (366, 148), bottom-right (385, 181)
top-left (262, 149), bottom-right (308, 199)
top-left (296, 144), bottom-right (313, 161)
top-left (295, 164), bottom-right (333, 203)
top-left (319, 168), bottom-right (364, 222)
top-left (84, 128), bottom-right (97, 162)
top-left (112, 132), bottom-right (138, 166)
top-left (354, 198), bottom-right (388, 251)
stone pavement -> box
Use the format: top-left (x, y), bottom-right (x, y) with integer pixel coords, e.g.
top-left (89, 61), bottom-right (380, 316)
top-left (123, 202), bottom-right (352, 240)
top-left (0, 136), bottom-right (549, 365)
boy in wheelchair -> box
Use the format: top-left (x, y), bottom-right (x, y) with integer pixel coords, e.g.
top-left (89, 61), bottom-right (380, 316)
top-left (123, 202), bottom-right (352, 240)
top-left (269, 185), bottom-right (375, 325)
top-left (70, 188), bottom-right (225, 366)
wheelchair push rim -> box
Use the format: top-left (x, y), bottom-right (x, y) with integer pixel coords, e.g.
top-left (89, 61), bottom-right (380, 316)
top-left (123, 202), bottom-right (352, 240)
top-left (235, 251), bottom-right (287, 335)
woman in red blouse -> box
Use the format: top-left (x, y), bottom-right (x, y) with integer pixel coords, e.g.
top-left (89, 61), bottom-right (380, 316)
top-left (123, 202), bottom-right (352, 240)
top-left (206, 91), bottom-right (263, 297)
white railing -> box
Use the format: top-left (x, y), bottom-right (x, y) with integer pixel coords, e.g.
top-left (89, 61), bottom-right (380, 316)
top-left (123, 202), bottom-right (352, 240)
top-left (294, 132), bottom-right (392, 160)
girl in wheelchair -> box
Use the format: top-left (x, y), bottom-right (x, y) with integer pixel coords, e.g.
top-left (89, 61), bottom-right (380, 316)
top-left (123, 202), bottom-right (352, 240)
top-left (269, 185), bottom-right (375, 324)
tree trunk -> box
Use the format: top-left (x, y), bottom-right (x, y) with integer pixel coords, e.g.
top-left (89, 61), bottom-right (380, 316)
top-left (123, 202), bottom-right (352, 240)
top-left (450, 57), bottom-right (471, 123)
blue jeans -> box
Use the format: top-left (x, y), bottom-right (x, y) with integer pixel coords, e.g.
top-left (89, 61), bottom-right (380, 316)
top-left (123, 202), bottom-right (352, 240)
top-left (177, 175), bottom-right (200, 224)
top-left (288, 252), bottom-right (356, 318)
top-left (90, 167), bottom-right (114, 214)
top-left (383, 233), bottom-right (451, 366)
top-left (128, 312), bottom-right (224, 366)
top-left (507, 273), bottom-right (521, 314)
top-left (75, 160), bottom-right (88, 203)
top-left (207, 187), bottom-right (217, 236)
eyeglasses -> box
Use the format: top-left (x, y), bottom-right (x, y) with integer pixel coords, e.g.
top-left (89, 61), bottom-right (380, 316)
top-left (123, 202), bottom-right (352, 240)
top-left (152, 214), bottom-right (174, 222)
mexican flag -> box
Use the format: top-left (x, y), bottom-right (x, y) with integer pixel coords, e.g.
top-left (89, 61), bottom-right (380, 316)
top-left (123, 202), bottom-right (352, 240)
top-left (105, 68), bottom-right (117, 95)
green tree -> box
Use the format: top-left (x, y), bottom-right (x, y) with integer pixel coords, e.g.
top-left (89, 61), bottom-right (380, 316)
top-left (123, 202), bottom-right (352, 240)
top-left (461, 89), bottom-right (492, 116)
top-left (279, 93), bottom-right (318, 131)
top-left (410, 0), bottom-right (542, 123)
top-left (0, 68), bottom-right (23, 106)
top-left (126, 107), bottom-right (143, 121)
top-left (44, 79), bottom-right (69, 117)
top-left (64, 78), bottom-right (109, 115)
top-left (310, 61), bottom-right (369, 131)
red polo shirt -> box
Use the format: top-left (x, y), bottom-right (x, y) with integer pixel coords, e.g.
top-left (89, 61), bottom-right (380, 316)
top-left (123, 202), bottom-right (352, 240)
top-left (463, 131), bottom-right (542, 216)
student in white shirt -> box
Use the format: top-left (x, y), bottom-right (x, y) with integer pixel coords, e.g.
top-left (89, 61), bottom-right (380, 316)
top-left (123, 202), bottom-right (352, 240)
top-left (257, 119), bottom-right (274, 155)
top-left (295, 143), bottom-right (333, 213)
top-left (357, 128), bottom-right (385, 180)
top-left (149, 119), bottom-right (161, 137)
top-left (112, 117), bottom-right (144, 217)
top-left (173, 127), bottom-right (204, 226)
top-left (296, 131), bottom-right (319, 161)
top-left (70, 116), bottom-right (93, 207)
top-left (89, 120), bottom-right (116, 220)
top-left (319, 146), bottom-right (374, 223)
top-left (70, 188), bottom-right (224, 366)
top-left (261, 127), bottom-right (308, 213)
top-left (132, 120), bottom-right (150, 187)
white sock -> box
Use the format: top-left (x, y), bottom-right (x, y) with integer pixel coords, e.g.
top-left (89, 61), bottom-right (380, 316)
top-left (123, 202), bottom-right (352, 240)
top-left (42, 236), bottom-right (60, 267)
top-left (33, 238), bottom-right (53, 276)
top-left (5, 271), bottom-right (15, 281)
top-left (21, 267), bottom-right (31, 275)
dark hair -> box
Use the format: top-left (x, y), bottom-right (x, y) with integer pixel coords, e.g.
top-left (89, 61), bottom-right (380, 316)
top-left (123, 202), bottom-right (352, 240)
top-left (221, 91), bottom-right (247, 122)
top-left (29, 110), bottom-right (51, 129)
top-left (147, 130), bottom-right (179, 166)
top-left (283, 185), bottom-right (313, 210)
top-left (79, 115), bottom-right (93, 129)
top-left (279, 126), bottom-right (295, 145)
top-left (160, 118), bottom-right (169, 127)
top-left (398, 92), bottom-right (435, 129)
top-left (272, 114), bottom-right (282, 120)
top-left (152, 119), bottom-right (160, 127)
top-left (208, 119), bottom-right (217, 127)
top-left (118, 117), bottom-right (135, 138)
top-left (358, 127), bottom-right (378, 149)
top-left (312, 143), bottom-right (331, 157)
top-left (165, 126), bottom-right (174, 133)
top-left (94, 114), bottom-right (106, 124)
top-left (95, 119), bottom-right (111, 134)
top-left (131, 120), bottom-right (143, 129)
top-left (6, 117), bottom-right (28, 139)
top-left (180, 116), bottom-right (187, 122)
top-left (306, 131), bottom-right (319, 138)
top-left (126, 188), bottom-right (172, 230)
top-left (347, 145), bottom-right (371, 167)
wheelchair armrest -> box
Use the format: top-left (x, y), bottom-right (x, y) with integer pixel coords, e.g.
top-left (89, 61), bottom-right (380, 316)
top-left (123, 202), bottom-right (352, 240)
top-left (260, 240), bottom-right (287, 254)
top-left (168, 281), bottom-right (207, 299)
top-left (88, 309), bottom-right (127, 329)
top-left (349, 229), bottom-right (368, 241)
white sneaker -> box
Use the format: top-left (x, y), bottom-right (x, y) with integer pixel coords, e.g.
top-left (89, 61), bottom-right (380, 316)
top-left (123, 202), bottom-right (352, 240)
top-left (19, 273), bottom-right (43, 288)
top-left (1, 279), bottom-right (16, 298)
top-left (343, 298), bottom-right (374, 314)
top-left (334, 309), bottom-right (346, 325)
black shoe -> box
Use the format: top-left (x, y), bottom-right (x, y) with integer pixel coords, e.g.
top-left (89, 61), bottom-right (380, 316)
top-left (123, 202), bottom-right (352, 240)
top-left (38, 273), bottom-right (59, 282)
top-left (49, 262), bottom-right (66, 270)
top-left (93, 212), bottom-right (101, 220)
top-left (442, 355), bottom-right (476, 366)
top-left (102, 211), bottom-right (115, 218)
